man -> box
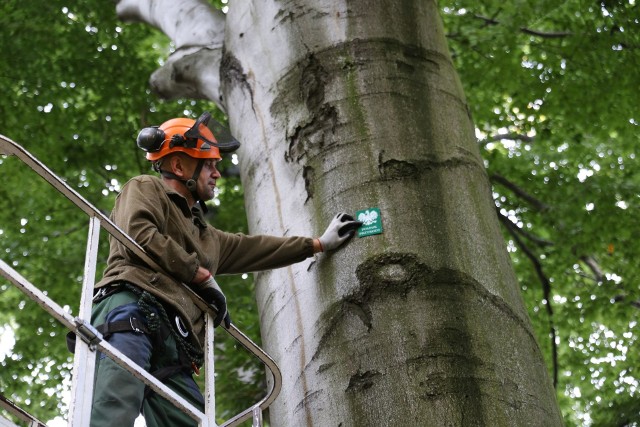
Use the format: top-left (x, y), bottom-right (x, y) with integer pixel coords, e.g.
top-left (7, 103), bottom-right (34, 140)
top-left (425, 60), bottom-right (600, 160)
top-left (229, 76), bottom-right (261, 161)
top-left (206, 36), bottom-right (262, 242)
top-left (89, 112), bottom-right (361, 426)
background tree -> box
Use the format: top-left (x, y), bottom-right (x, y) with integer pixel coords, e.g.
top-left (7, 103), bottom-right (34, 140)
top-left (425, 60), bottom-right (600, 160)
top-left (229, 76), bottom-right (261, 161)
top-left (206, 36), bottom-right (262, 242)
top-left (0, 0), bottom-right (637, 426)
top-left (440, 2), bottom-right (639, 425)
top-left (0, 0), bottom-right (261, 422)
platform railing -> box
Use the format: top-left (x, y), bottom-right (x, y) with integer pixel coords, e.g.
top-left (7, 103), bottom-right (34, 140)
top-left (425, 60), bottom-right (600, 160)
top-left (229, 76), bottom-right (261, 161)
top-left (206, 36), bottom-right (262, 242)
top-left (0, 393), bottom-right (47, 427)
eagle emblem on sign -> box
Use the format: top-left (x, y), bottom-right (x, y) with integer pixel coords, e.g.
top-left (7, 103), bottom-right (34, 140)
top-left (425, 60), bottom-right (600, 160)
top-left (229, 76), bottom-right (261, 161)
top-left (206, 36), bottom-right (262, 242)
top-left (358, 209), bottom-right (379, 226)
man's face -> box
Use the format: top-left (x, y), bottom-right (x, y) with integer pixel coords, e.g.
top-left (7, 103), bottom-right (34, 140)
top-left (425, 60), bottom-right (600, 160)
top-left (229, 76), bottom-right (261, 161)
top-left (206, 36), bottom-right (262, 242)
top-left (195, 158), bottom-right (222, 201)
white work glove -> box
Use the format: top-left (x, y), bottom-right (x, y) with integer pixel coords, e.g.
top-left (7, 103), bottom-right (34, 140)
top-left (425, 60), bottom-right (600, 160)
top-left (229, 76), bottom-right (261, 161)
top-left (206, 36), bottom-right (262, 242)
top-left (196, 275), bottom-right (231, 328)
top-left (318, 213), bottom-right (363, 252)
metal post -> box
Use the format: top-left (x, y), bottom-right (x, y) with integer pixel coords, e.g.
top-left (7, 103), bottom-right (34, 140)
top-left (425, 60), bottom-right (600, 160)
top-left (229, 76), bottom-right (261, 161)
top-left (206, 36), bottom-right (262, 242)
top-left (68, 216), bottom-right (101, 426)
top-left (252, 404), bottom-right (263, 427)
top-left (204, 312), bottom-right (216, 427)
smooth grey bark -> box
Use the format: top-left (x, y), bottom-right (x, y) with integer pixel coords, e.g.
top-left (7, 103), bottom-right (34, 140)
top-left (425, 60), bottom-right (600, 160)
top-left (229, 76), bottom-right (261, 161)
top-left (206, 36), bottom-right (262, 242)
top-left (116, 0), bottom-right (226, 104)
top-left (115, 0), bottom-right (563, 426)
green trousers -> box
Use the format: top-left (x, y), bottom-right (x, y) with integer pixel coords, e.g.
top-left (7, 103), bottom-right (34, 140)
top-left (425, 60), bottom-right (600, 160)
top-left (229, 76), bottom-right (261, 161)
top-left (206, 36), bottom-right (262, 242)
top-left (90, 290), bottom-right (204, 427)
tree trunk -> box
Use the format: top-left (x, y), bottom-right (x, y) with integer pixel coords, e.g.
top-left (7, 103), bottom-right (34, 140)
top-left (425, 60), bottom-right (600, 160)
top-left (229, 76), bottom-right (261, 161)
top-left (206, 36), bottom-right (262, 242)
top-left (116, 0), bottom-right (563, 425)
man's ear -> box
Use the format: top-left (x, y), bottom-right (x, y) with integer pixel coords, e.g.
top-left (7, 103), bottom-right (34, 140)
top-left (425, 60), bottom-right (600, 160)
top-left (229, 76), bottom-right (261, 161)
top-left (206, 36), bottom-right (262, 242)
top-left (167, 154), bottom-right (189, 178)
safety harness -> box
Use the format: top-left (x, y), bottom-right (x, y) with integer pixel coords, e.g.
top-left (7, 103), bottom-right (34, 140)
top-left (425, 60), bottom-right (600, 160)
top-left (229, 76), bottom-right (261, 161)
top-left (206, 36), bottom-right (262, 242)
top-left (67, 283), bottom-right (204, 390)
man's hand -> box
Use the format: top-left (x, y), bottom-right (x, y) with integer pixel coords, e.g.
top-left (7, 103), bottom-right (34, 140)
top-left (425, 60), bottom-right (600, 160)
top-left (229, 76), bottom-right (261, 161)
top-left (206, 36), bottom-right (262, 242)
top-left (196, 274), bottom-right (231, 328)
top-left (318, 213), bottom-right (363, 252)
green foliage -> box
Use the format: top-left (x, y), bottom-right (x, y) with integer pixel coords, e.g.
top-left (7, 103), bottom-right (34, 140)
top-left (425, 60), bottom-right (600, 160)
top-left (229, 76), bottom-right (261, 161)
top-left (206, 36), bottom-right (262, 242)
top-left (0, 0), bottom-right (262, 423)
top-left (441, 1), bottom-right (639, 425)
top-left (1, 0), bottom-right (638, 425)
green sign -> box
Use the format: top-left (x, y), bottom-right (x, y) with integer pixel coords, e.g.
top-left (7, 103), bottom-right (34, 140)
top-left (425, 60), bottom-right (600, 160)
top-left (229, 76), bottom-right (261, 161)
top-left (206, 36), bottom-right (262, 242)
top-left (356, 208), bottom-right (383, 237)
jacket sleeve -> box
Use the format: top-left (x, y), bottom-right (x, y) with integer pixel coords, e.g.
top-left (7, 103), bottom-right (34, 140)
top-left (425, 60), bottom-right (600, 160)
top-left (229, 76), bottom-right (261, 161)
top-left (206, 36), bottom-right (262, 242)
top-left (112, 177), bottom-right (199, 284)
top-left (214, 229), bottom-right (314, 275)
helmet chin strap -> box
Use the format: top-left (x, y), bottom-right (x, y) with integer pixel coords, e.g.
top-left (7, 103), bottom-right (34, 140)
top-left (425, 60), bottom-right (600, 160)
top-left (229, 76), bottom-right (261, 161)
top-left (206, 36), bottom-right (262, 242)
top-left (159, 159), bottom-right (208, 213)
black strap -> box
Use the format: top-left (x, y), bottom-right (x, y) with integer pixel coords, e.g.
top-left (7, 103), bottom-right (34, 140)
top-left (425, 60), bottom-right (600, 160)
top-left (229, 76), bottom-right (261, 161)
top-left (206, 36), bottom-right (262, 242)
top-left (143, 332), bottom-right (196, 399)
top-left (66, 317), bottom-right (150, 353)
top-left (93, 283), bottom-right (125, 304)
top-left (95, 317), bottom-right (149, 340)
top-left (159, 159), bottom-right (208, 213)
top-left (152, 365), bottom-right (192, 383)
top-left (65, 331), bottom-right (77, 353)
top-left (143, 363), bottom-right (193, 399)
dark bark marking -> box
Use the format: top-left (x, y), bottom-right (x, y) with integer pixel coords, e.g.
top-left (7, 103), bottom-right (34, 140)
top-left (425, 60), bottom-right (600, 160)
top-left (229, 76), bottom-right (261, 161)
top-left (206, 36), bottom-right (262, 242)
top-left (379, 158), bottom-right (419, 180)
top-left (355, 252), bottom-right (426, 296)
top-left (285, 334), bottom-right (303, 353)
top-left (343, 299), bottom-right (372, 331)
top-left (300, 54), bottom-right (328, 111)
top-left (311, 253), bottom-right (543, 422)
top-left (285, 105), bottom-right (338, 163)
top-left (220, 48), bottom-right (254, 109)
top-left (395, 59), bottom-right (415, 74)
top-left (345, 369), bottom-right (381, 393)
top-left (274, 5), bottom-right (329, 27)
top-left (377, 151), bottom-right (483, 181)
top-left (313, 252), bottom-right (537, 360)
top-left (302, 165), bottom-right (314, 202)
top-left (402, 44), bottom-right (440, 72)
top-left (293, 389), bottom-right (322, 414)
top-left (311, 253), bottom-right (424, 361)
top-left (317, 362), bottom-right (335, 373)
top-left (321, 252), bottom-right (536, 345)
top-left (285, 54), bottom-right (338, 163)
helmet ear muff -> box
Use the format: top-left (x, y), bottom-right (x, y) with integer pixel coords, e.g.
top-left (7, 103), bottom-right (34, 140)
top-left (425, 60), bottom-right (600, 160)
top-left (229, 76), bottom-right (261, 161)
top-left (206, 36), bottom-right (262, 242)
top-left (136, 126), bottom-right (165, 152)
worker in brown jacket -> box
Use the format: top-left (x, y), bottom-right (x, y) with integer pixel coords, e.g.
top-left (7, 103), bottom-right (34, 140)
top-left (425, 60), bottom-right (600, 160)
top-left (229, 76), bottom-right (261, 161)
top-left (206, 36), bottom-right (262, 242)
top-left (89, 112), bottom-right (361, 427)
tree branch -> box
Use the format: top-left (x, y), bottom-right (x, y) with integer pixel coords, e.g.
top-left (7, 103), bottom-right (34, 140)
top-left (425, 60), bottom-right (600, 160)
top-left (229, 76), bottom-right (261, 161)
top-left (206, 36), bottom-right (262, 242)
top-left (114, 0), bottom-right (227, 108)
top-left (482, 132), bottom-right (536, 145)
top-left (579, 255), bottom-right (604, 283)
top-left (496, 207), bottom-right (553, 248)
top-left (473, 14), bottom-right (572, 39)
top-left (497, 210), bottom-right (559, 388)
top-left (491, 174), bottom-right (550, 212)
top-left (612, 295), bottom-right (640, 310)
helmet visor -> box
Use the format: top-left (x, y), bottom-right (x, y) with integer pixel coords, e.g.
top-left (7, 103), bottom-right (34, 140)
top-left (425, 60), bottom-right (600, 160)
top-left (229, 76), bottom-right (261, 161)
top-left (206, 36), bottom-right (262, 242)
top-left (188, 112), bottom-right (241, 153)
top-left (184, 112), bottom-right (217, 147)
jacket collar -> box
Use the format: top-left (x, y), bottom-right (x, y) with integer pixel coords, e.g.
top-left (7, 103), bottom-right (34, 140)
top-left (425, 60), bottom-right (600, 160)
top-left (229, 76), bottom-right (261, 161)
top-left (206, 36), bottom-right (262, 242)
top-left (159, 177), bottom-right (208, 229)
top-left (190, 205), bottom-right (208, 229)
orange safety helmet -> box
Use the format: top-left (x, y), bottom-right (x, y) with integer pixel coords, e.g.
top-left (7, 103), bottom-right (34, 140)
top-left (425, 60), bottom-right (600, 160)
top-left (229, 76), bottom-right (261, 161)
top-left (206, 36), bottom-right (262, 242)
top-left (135, 112), bottom-right (240, 212)
top-left (137, 114), bottom-right (221, 162)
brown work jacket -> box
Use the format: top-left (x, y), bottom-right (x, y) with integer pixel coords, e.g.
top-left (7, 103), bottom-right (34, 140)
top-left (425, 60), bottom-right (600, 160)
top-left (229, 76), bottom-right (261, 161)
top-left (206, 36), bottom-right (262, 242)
top-left (95, 175), bottom-right (314, 351)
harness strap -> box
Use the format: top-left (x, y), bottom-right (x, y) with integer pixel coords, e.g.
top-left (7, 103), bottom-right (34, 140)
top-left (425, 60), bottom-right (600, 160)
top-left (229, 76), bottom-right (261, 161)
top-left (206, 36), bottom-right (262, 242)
top-left (142, 364), bottom-right (193, 400)
top-left (143, 355), bottom-right (196, 399)
top-left (95, 317), bottom-right (150, 340)
top-left (65, 317), bottom-right (150, 353)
